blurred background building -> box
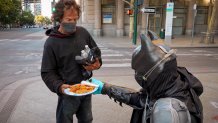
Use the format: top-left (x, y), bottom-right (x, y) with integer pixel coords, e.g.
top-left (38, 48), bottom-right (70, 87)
top-left (76, 0), bottom-right (218, 37)
top-left (21, 0), bottom-right (41, 15)
top-left (17, 0), bottom-right (218, 37)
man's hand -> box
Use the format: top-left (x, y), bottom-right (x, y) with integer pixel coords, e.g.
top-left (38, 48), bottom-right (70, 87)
top-left (59, 84), bottom-right (71, 94)
top-left (83, 58), bottom-right (101, 71)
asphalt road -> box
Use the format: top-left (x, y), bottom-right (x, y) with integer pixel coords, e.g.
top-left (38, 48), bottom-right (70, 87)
top-left (0, 28), bottom-right (218, 123)
top-left (0, 28), bottom-right (44, 91)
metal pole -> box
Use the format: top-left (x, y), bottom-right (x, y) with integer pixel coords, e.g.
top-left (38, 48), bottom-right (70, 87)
top-left (145, 13), bottom-right (149, 35)
top-left (191, 4), bottom-right (197, 45)
top-left (191, 10), bottom-right (196, 45)
top-left (129, 0), bottom-right (134, 38)
top-left (52, 0), bottom-right (56, 27)
top-left (133, 0), bottom-right (138, 45)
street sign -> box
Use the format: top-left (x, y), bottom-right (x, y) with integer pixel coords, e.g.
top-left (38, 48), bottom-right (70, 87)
top-left (141, 7), bottom-right (156, 14)
top-left (165, 2), bottom-right (174, 44)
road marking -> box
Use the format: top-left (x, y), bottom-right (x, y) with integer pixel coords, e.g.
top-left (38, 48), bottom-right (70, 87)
top-left (97, 44), bottom-right (104, 47)
top-left (210, 101), bottom-right (218, 108)
top-left (101, 50), bottom-right (119, 53)
top-left (7, 64), bottom-right (39, 67)
top-left (0, 39), bottom-right (37, 42)
top-left (25, 53), bottom-right (42, 58)
top-left (22, 39), bottom-right (31, 42)
top-left (102, 63), bottom-right (131, 68)
top-left (191, 50), bottom-right (213, 53)
top-left (0, 39), bottom-right (9, 42)
top-left (103, 59), bottom-right (131, 62)
top-left (102, 54), bottom-right (124, 57)
top-left (10, 39), bottom-right (20, 42)
top-left (23, 67), bottom-right (29, 74)
top-left (100, 47), bottom-right (109, 50)
top-left (177, 53), bottom-right (218, 56)
top-left (14, 71), bottom-right (23, 75)
top-left (25, 32), bottom-right (45, 37)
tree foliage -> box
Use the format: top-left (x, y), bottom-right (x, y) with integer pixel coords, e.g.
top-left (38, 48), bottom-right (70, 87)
top-left (0, 0), bottom-right (35, 26)
top-left (20, 11), bottom-right (35, 26)
top-left (35, 15), bottom-right (45, 25)
top-left (0, 0), bottom-right (14, 24)
top-left (35, 15), bottom-right (52, 25)
top-left (44, 17), bottom-right (52, 25)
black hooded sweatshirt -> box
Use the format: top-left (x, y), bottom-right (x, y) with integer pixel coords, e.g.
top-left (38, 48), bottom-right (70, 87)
top-left (41, 26), bottom-right (101, 95)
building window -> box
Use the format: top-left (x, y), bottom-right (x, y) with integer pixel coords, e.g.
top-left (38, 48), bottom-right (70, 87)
top-left (102, 0), bottom-right (116, 24)
top-left (196, 6), bottom-right (208, 25)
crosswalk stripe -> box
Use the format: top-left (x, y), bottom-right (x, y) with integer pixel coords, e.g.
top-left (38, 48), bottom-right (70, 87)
top-left (102, 58), bottom-right (131, 62)
top-left (102, 54), bottom-right (124, 57)
top-left (100, 47), bottom-right (109, 50)
top-left (0, 39), bottom-right (9, 42)
top-left (97, 45), bottom-right (132, 67)
top-left (101, 50), bottom-right (119, 53)
top-left (177, 53), bottom-right (218, 56)
top-left (10, 39), bottom-right (20, 42)
top-left (0, 39), bottom-right (35, 42)
top-left (102, 63), bottom-right (131, 68)
top-left (22, 39), bottom-right (31, 42)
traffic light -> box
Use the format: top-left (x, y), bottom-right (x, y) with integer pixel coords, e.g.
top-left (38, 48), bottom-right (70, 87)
top-left (51, 2), bottom-right (56, 13)
top-left (52, 7), bottom-right (56, 12)
top-left (126, 9), bottom-right (133, 15)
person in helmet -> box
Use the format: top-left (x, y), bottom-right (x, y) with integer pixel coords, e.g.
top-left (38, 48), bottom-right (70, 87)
top-left (90, 33), bottom-right (203, 123)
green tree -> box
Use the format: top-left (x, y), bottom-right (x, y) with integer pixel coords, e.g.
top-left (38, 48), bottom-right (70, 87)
top-left (0, 0), bottom-right (13, 25)
top-left (44, 17), bottom-right (52, 25)
top-left (34, 15), bottom-right (45, 26)
top-left (19, 11), bottom-right (35, 26)
top-left (0, 0), bottom-right (22, 26)
top-left (8, 0), bottom-right (22, 24)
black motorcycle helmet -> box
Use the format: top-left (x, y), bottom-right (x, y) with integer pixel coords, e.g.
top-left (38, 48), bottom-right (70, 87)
top-left (131, 33), bottom-right (176, 88)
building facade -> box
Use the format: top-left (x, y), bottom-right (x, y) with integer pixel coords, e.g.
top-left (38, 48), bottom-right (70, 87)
top-left (77, 0), bottom-right (218, 37)
top-left (22, 0), bottom-right (41, 15)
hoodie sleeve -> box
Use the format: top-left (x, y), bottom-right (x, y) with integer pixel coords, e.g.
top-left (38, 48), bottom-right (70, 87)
top-left (41, 43), bottom-right (63, 95)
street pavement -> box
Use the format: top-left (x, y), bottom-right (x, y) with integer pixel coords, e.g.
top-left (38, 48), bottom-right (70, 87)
top-left (0, 28), bottom-right (218, 123)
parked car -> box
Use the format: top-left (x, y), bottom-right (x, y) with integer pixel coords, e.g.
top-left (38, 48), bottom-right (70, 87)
top-left (43, 25), bottom-right (48, 29)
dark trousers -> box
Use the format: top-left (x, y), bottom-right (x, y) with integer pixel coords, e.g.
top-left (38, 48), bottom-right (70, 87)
top-left (56, 95), bottom-right (93, 123)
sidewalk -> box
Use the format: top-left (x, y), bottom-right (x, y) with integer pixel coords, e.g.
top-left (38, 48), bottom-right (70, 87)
top-left (94, 35), bottom-right (218, 48)
top-left (1, 72), bottom-right (218, 123)
top-left (0, 76), bottom-right (133, 123)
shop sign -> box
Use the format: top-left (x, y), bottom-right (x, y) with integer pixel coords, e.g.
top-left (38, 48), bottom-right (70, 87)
top-left (103, 13), bottom-right (112, 24)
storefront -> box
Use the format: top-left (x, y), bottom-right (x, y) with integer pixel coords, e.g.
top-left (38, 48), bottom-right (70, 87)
top-left (77, 0), bottom-right (215, 37)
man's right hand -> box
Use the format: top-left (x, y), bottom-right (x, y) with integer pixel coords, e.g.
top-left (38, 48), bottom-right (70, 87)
top-left (59, 84), bottom-right (71, 94)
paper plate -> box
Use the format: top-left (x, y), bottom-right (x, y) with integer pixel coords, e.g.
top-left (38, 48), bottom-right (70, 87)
top-left (64, 81), bottom-right (99, 96)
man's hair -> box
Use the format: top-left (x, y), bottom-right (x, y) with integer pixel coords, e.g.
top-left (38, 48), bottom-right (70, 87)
top-left (52, 0), bottom-right (81, 22)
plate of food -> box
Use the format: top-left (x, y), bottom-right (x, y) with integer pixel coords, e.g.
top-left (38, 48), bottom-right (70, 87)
top-left (64, 81), bottom-right (99, 96)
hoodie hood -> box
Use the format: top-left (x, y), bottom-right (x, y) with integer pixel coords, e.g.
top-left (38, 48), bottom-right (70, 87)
top-left (45, 25), bottom-right (74, 38)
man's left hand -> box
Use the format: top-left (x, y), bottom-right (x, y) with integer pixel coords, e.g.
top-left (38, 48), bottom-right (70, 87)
top-left (83, 58), bottom-right (101, 71)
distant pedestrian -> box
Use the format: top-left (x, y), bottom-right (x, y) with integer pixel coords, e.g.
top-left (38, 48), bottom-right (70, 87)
top-left (41, 0), bottom-right (102, 123)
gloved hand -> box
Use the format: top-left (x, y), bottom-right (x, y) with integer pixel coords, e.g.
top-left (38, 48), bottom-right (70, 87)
top-left (89, 78), bottom-right (104, 94)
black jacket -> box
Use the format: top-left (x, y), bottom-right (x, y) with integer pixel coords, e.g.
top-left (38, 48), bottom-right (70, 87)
top-left (41, 26), bottom-right (101, 95)
top-left (102, 66), bottom-right (203, 123)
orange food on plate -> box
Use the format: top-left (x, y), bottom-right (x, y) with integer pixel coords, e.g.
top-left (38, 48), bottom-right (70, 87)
top-left (69, 84), bottom-right (95, 94)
